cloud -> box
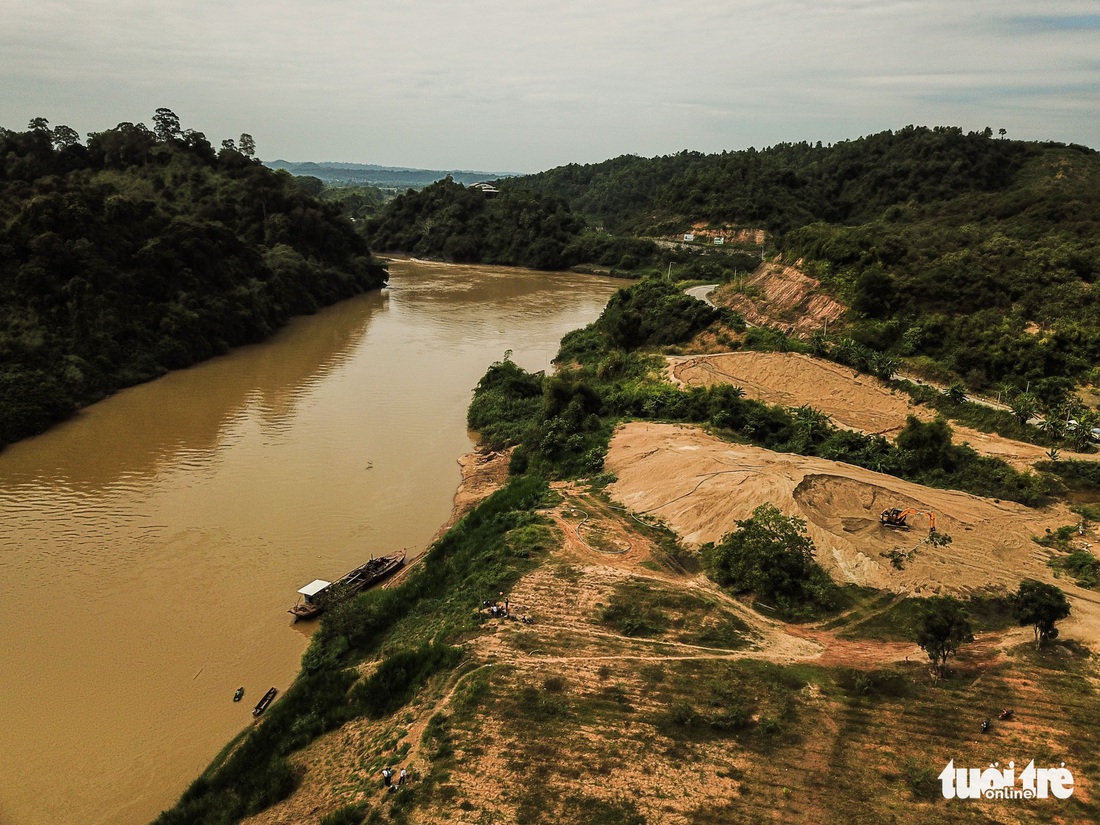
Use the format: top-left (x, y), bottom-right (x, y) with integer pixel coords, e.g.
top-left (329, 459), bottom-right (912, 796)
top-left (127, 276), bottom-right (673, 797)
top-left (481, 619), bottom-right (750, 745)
top-left (0, 0), bottom-right (1096, 170)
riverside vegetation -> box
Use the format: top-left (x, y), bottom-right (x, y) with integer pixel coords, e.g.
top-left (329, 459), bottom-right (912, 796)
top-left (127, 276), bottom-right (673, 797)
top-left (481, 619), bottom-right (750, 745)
top-left (0, 110), bottom-right (386, 448)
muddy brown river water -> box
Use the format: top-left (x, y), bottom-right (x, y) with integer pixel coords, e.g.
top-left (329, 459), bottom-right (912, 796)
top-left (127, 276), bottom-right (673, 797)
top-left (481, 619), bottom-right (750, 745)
top-left (0, 260), bottom-right (622, 825)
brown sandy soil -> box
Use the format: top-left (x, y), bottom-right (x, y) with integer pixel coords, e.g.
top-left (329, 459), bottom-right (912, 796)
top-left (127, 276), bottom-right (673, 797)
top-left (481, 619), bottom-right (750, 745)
top-left (605, 421), bottom-right (1100, 650)
top-left (247, 467), bottom-right (1099, 824)
top-left (668, 351), bottom-right (922, 436)
top-left (668, 351), bottom-right (1100, 469)
top-left (710, 260), bottom-right (846, 337)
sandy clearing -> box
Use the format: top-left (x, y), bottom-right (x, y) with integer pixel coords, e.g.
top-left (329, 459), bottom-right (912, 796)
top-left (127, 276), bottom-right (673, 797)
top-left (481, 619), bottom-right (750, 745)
top-left (668, 350), bottom-right (922, 436)
top-left (668, 351), bottom-right (1098, 469)
top-left (605, 422), bottom-right (1100, 648)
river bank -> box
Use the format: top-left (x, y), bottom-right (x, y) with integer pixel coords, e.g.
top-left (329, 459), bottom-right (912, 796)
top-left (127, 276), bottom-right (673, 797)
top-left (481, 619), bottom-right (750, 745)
top-left (0, 261), bottom-right (622, 825)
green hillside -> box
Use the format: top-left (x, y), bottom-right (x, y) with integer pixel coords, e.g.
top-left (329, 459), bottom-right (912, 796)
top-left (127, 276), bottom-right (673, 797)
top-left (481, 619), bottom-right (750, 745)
top-left (364, 177), bottom-right (656, 271)
top-left (508, 127), bottom-right (1100, 397)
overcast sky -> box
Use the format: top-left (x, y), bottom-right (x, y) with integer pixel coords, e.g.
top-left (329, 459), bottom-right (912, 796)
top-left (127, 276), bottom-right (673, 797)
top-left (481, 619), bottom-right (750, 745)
top-left (1, 0), bottom-right (1098, 173)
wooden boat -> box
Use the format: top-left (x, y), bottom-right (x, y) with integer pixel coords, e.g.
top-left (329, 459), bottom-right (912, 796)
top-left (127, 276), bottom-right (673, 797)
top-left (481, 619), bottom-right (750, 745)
top-left (252, 687), bottom-right (277, 716)
top-left (288, 550), bottom-right (407, 621)
top-left (233, 687), bottom-right (244, 702)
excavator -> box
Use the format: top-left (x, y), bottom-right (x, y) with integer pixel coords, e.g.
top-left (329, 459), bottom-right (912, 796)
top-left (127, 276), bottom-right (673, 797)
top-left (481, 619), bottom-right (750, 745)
top-left (880, 507), bottom-right (937, 535)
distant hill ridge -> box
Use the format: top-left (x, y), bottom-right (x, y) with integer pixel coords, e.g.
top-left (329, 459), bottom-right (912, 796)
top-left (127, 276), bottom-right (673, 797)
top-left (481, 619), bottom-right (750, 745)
top-left (265, 159), bottom-right (515, 188)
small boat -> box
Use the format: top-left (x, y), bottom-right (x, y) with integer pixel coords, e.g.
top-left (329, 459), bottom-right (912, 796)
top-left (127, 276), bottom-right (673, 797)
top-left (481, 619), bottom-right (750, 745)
top-left (233, 687), bottom-right (244, 702)
top-left (288, 550), bottom-right (407, 621)
top-left (252, 687), bottom-right (277, 716)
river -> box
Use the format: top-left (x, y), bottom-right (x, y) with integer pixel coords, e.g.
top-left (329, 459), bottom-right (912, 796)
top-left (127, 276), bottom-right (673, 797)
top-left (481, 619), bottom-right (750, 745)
top-left (0, 260), bottom-right (622, 825)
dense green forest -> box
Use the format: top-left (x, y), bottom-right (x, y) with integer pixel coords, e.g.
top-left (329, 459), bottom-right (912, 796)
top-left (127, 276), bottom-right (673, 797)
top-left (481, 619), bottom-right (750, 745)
top-left (509, 126), bottom-right (1041, 233)
top-left (364, 177), bottom-right (658, 271)
top-left (0, 111), bottom-right (386, 448)
top-left (505, 126), bottom-right (1100, 395)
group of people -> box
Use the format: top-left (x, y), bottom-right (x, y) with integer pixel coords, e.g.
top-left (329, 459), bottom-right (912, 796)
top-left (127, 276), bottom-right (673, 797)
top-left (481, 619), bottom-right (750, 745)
top-left (482, 592), bottom-right (535, 624)
top-left (381, 767), bottom-right (407, 792)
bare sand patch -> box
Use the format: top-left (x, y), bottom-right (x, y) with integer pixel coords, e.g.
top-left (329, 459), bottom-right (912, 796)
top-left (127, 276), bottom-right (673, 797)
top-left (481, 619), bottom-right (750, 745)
top-left (668, 351), bottom-right (1098, 469)
top-left (668, 351), bottom-right (921, 436)
top-left (605, 422), bottom-right (1100, 647)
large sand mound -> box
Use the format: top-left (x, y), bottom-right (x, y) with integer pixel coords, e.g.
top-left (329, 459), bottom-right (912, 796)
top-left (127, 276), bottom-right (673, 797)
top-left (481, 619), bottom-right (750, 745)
top-left (668, 351), bottom-right (1095, 469)
top-left (606, 422), bottom-right (1078, 594)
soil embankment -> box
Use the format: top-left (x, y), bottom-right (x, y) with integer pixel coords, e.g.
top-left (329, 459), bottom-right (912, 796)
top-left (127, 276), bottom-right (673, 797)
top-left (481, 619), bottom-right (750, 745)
top-left (710, 260), bottom-right (846, 336)
top-left (668, 351), bottom-right (919, 436)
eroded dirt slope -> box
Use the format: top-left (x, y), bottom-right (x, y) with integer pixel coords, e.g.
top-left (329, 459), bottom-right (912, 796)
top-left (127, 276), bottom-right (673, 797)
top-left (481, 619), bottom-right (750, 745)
top-left (710, 260), bottom-right (846, 337)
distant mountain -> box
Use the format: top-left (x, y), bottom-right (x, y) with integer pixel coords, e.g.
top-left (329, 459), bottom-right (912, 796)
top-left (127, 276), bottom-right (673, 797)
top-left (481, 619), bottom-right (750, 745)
top-left (265, 160), bottom-right (515, 189)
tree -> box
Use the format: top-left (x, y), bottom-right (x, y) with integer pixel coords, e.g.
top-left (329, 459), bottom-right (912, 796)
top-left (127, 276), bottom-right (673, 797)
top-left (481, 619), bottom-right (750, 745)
top-left (28, 116), bottom-right (50, 133)
top-left (702, 503), bottom-right (838, 617)
top-left (1013, 580), bottom-right (1070, 649)
top-left (896, 415), bottom-right (956, 473)
top-left (1009, 392), bottom-right (1038, 426)
top-left (51, 124), bottom-right (80, 148)
top-left (1068, 409), bottom-right (1099, 453)
top-left (221, 138), bottom-right (237, 153)
top-left (915, 595), bottom-right (973, 678)
top-left (152, 107), bottom-right (181, 142)
top-left (238, 133), bottom-right (256, 158)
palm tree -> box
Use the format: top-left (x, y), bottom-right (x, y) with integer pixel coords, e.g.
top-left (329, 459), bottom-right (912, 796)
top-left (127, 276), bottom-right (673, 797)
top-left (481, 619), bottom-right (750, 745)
top-left (1010, 393), bottom-right (1039, 426)
top-left (870, 352), bottom-right (901, 381)
top-left (944, 383), bottom-right (967, 405)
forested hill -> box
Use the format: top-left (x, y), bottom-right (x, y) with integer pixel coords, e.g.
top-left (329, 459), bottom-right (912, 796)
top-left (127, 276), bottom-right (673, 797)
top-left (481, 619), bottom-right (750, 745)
top-left (506, 126), bottom-right (1088, 233)
top-left (0, 114), bottom-right (387, 449)
top-left (364, 177), bottom-right (656, 271)
top-left (508, 127), bottom-right (1100, 395)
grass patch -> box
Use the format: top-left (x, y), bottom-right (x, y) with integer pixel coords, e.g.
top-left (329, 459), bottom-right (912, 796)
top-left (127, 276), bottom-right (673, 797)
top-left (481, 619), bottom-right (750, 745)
top-left (598, 580), bottom-right (751, 648)
top-left (1037, 459), bottom-right (1100, 495)
top-left (837, 591), bottom-right (1016, 641)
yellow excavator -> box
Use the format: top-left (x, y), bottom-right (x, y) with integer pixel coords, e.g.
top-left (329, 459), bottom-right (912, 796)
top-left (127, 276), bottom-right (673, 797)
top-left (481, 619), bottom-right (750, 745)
top-left (880, 507), bottom-right (937, 535)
